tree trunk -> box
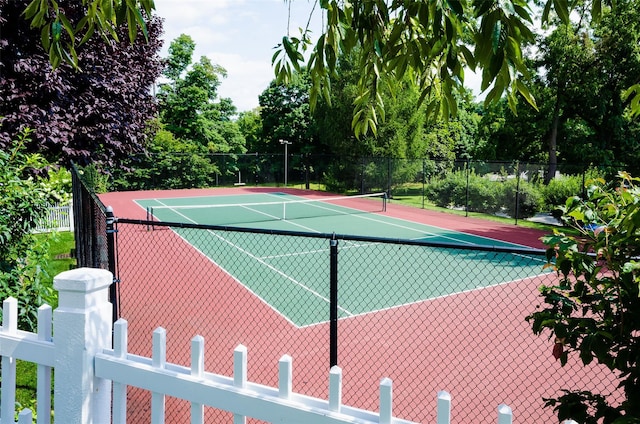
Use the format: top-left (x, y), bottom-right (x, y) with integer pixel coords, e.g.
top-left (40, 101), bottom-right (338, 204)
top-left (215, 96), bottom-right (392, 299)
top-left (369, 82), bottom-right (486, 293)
top-left (545, 98), bottom-right (560, 184)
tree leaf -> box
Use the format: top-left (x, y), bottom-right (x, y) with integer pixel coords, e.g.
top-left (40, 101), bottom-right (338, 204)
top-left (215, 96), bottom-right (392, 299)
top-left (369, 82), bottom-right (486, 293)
top-left (552, 0), bottom-right (570, 24)
top-left (41, 24), bottom-right (51, 51)
top-left (22, 0), bottom-right (42, 20)
top-left (515, 79), bottom-right (538, 110)
top-left (591, 0), bottom-right (602, 23)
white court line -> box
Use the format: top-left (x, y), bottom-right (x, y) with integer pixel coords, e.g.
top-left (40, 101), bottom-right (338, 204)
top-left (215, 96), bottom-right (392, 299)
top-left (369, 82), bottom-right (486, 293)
top-left (261, 248), bottom-right (328, 260)
top-left (298, 272), bottom-right (552, 329)
top-left (153, 199), bottom-right (355, 318)
top-left (240, 204), bottom-right (281, 221)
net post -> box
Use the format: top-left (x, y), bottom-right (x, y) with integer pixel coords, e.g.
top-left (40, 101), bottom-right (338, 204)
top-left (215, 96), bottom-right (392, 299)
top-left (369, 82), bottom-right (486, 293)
top-left (329, 234), bottom-right (339, 368)
top-left (383, 192), bottom-right (388, 212)
top-left (147, 207), bottom-right (155, 231)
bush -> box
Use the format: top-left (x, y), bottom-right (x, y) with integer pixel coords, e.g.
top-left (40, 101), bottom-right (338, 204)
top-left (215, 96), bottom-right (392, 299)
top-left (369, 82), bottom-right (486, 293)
top-left (540, 174), bottom-right (584, 211)
top-left (466, 176), bottom-right (500, 213)
top-left (427, 170), bottom-right (542, 217)
top-left (0, 129), bottom-right (57, 331)
top-left (499, 178), bottom-right (544, 219)
top-left (426, 170), bottom-right (468, 208)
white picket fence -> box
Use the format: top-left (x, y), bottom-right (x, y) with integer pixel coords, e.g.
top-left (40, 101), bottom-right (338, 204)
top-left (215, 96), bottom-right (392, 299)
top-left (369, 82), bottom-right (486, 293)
top-left (0, 268), bottom-right (579, 423)
top-left (34, 202), bottom-right (73, 233)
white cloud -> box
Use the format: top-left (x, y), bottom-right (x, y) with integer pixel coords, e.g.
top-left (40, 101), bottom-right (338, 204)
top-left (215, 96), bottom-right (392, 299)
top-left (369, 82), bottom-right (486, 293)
top-left (155, 0), bottom-right (323, 112)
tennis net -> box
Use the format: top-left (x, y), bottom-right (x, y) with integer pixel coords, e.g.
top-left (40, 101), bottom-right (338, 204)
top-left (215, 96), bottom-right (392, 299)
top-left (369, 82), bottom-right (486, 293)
top-left (146, 192), bottom-right (387, 226)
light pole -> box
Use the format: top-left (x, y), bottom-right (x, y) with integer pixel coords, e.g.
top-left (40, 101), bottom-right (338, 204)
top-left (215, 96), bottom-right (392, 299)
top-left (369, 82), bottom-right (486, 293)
top-left (279, 139), bottom-right (292, 186)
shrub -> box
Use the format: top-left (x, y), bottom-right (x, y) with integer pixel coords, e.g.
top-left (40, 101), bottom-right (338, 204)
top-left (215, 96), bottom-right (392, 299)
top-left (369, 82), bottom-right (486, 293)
top-left (466, 175), bottom-right (500, 213)
top-left (427, 170), bottom-right (541, 217)
top-left (0, 129), bottom-right (57, 331)
top-left (541, 174), bottom-right (584, 211)
top-left (426, 170), bottom-right (468, 208)
top-left (498, 178), bottom-right (544, 219)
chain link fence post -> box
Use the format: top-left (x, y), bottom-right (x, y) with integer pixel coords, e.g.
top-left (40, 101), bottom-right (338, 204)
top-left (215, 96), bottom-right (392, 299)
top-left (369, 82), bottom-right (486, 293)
top-left (106, 206), bottom-right (119, 323)
top-left (330, 235), bottom-right (339, 368)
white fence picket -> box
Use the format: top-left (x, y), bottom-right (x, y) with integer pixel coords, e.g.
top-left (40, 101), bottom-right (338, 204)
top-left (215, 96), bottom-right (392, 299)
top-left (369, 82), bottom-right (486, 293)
top-left (329, 366), bottom-right (342, 413)
top-left (151, 328), bottom-right (167, 424)
top-left (17, 409), bottom-right (32, 424)
top-left (497, 404), bottom-right (513, 424)
top-left (279, 354), bottom-right (293, 399)
top-left (437, 391), bottom-right (451, 424)
top-left (113, 320), bottom-right (128, 424)
top-left (191, 335), bottom-right (205, 424)
top-left (36, 304), bottom-right (52, 424)
top-left (1, 299), bottom-right (17, 424)
top-left (233, 345), bottom-right (248, 424)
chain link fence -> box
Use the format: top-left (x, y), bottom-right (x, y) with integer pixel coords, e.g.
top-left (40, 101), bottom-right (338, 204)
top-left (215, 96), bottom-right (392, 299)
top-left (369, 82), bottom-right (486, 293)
top-left (109, 153), bottom-right (622, 226)
top-left (72, 165), bottom-right (620, 422)
top-left (110, 219), bottom-right (618, 423)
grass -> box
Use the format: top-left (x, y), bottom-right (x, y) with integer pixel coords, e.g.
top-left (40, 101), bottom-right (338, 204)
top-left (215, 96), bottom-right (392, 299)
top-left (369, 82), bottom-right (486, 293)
top-left (13, 230), bottom-right (75, 421)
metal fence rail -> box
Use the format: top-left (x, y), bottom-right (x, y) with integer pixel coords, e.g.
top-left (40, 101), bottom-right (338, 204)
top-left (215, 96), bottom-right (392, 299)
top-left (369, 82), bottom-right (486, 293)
top-left (72, 164), bottom-right (119, 321)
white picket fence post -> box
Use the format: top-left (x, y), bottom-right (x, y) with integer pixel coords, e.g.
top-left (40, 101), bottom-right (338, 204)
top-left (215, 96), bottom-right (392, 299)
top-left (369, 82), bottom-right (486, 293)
top-left (52, 267), bottom-right (113, 423)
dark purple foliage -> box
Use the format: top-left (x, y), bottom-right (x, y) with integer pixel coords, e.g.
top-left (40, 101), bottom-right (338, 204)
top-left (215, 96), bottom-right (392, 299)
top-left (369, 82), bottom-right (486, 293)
top-left (0, 0), bottom-right (164, 167)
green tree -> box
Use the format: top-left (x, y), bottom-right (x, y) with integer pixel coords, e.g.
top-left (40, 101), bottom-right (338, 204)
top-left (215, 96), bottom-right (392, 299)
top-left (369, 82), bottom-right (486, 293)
top-left (579, 2), bottom-right (640, 170)
top-left (112, 123), bottom-right (219, 190)
top-left (236, 109), bottom-right (264, 153)
top-left (477, 89), bottom-right (554, 164)
top-left (158, 34), bottom-right (246, 154)
top-left (528, 172), bottom-right (640, 422)
top-left (479, 1), bottom-right (640, 177)
top-left (275, 0), bottom-right (554, 137)
top-left (23, 1), bottom-right (640, 131)
top-left (259, 74), bottom-right (315, 153)
top-left (424, 91), bottom-right (482, 162)
top-left (22, 0), bottom-right (155, 70)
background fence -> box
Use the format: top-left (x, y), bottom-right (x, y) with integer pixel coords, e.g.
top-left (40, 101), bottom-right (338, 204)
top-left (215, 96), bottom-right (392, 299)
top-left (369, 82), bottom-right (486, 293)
top-left (35, 202), bottom-right (74, 233)
top-left (71, 165), bottom-right (621, 423)
top-left (108, 154), bottom-right (622, 225)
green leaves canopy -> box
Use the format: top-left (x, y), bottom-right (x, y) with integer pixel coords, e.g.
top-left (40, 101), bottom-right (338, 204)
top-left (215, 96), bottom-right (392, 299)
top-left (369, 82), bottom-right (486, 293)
top-left (273, 0), bottom-right (546, 138)
top-left (23, 0), bottom-right (640, 137)
top-left (0, 129), bottom-right (57, 331)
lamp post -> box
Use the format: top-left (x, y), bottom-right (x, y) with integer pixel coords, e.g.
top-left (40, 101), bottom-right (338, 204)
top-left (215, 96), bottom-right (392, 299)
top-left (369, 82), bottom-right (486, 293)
top-left (279, 139), bottom-right (292, 186)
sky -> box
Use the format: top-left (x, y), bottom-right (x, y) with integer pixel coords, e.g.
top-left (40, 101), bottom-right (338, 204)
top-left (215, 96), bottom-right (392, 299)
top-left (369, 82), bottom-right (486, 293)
top-left (153, 0), bottom-right (483, 113)
top-left (153, 0), bottom-right (324, 113)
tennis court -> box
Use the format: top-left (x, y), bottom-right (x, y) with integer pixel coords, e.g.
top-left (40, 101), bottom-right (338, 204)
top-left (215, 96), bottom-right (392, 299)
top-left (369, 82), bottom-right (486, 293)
top-left (96, 186), bottom-right (620, 423)
top-left (135, 191), bottom-right (548, 327)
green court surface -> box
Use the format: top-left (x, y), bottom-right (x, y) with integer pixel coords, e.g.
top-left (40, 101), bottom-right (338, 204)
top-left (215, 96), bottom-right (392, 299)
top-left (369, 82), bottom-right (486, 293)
top-left (135, 192), bottom-right (547, 326)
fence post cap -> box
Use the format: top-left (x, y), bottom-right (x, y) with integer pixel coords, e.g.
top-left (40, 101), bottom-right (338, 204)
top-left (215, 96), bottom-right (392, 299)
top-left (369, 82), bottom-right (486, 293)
top-left (53, 267), bottom-right (113, 293)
